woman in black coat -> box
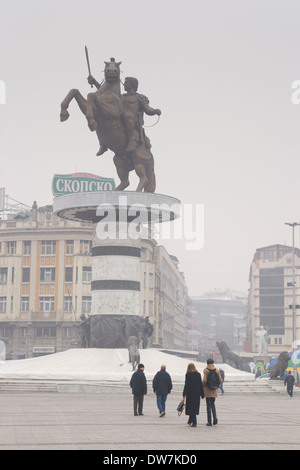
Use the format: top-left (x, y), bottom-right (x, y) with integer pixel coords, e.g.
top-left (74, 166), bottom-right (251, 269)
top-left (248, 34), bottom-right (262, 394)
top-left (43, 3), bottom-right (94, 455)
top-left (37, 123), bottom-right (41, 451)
top-left (182, 363), bottom-right (204, 427)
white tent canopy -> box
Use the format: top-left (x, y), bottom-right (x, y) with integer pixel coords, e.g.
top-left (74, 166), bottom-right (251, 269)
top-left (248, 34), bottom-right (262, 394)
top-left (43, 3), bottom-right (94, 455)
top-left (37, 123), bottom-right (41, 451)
top-left (0, 349), bottom-right (254, 382)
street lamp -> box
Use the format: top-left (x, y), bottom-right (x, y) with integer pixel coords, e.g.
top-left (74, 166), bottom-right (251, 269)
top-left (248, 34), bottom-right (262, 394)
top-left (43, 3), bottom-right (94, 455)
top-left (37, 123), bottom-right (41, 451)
top-left (285, 222), bottom-right (300, 381)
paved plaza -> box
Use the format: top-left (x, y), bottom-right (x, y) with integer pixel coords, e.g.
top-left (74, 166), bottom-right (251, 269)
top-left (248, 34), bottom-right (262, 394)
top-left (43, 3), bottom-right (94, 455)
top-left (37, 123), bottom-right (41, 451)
top-left (0, 387), bottom-right (299, 451)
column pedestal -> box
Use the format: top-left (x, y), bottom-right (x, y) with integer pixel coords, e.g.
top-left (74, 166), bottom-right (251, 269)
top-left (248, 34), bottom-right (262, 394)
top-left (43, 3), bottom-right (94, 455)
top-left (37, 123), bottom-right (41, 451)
top-left (54, 191), bottom-right (181, 348)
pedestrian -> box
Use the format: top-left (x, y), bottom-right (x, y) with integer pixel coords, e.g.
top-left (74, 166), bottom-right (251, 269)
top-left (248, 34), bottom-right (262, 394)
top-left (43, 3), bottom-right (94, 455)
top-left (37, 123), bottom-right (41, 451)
top-left (203, 359), bottom-right (223, 426)
top-left (130, 363), bottom-right (147, 416)
top-left (219, 368), bottom-right (225, 395)
top-left (182, 362), bottom-right (204, 427)
top-left (152, 364), bottom-right (173, 417)
top-left (284, 370), bottom-right (295, 398)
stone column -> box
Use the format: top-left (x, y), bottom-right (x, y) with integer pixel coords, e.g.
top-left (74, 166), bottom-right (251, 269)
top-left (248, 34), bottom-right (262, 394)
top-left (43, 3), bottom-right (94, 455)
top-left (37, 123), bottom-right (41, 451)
top-left (53, 191), bottom-right (181, 349)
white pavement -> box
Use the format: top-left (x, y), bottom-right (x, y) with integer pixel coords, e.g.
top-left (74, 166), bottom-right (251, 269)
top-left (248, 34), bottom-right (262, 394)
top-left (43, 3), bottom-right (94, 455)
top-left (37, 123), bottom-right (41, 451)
top-left (0, 391), bottom-right (299, 450)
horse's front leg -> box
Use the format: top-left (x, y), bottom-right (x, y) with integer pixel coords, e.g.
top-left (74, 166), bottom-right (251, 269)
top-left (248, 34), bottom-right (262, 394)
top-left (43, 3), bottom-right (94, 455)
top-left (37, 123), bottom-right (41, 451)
top-left (113, 155), bottom-right (130, 190)
top-left (86, 92), bottom-right (97, 131)
top-left (134, 162), bottom-right (148, 192)
top-left (60, 89), bottom-right (87, 121)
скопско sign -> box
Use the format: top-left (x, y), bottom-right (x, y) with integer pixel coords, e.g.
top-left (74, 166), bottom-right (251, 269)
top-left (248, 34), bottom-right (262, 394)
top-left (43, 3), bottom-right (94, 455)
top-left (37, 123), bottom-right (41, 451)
top-left (52, 173), bottom-right (115, 196)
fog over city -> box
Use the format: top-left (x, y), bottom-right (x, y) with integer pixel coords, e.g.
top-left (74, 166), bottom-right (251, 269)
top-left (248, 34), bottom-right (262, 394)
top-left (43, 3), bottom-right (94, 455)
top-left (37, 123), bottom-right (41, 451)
top-left (1, 0), bottom-right (299, 296)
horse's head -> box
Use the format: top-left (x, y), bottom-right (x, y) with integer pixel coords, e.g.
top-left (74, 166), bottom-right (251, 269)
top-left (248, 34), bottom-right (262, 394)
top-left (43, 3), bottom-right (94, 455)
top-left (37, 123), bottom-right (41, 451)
top-left (104, 58), bottom-right (121, 83)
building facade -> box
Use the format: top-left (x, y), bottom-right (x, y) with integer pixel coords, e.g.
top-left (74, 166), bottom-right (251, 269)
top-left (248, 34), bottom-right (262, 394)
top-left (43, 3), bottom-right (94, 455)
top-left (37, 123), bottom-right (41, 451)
top-left (248, 244), bottom-right (300, 356)
top-left (191, 290), bottom-right (248, 361)
top-left (0, 203), bottom-right (189, 358)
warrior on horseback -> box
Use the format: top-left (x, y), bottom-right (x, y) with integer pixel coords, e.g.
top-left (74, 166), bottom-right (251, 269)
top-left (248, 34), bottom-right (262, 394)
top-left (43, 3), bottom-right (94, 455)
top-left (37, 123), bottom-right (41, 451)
top-left (60, 53), bottom-right (160, 193)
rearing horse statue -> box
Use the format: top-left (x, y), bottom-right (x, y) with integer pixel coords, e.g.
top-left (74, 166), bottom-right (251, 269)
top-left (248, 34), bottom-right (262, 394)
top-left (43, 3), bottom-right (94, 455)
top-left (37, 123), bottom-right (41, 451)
top-left (60, 58), bottom-right (156, 193)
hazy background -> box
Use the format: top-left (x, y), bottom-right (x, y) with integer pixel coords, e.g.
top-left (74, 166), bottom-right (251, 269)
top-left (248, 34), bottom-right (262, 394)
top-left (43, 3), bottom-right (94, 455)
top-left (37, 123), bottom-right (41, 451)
top-left (0, 0), bottom-right (299, 296)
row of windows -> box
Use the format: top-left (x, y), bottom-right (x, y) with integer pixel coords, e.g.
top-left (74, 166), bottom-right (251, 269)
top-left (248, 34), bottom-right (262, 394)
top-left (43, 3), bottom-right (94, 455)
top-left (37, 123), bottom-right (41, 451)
top-left (0, 266), bottom-right (92, 284)
top-left (143, 299), bottom-right (154, 316)
top-left (0, 326), bottom-right (72, 339)
top-left (143, 272), bottom-right (154, 289)
top-left (0, 240), bottom-right (92, 256)
top-left (0, 296), bottom-right (92, 314)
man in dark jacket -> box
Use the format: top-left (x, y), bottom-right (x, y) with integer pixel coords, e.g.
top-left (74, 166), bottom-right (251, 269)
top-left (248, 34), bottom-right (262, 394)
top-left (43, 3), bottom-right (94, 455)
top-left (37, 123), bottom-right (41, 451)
top-left (130, 363), bottom-right (147, 416)
top-left (152, 365), bottom-right (173, 417)
top-left (284, 371), bottom-right (295, 398)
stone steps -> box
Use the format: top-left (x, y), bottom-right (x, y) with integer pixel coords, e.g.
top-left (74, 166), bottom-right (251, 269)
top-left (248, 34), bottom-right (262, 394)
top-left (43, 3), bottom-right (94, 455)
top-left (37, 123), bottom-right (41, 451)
top-left (0, 378), bottom-right (298, 394)
top-left (0, 380), bottom-right (58, 392)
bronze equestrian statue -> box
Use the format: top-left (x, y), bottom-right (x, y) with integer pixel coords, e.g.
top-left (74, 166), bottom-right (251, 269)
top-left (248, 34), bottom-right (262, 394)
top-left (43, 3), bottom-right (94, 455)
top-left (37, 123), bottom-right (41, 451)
top-left (60, 55), bottom-right (161, 193)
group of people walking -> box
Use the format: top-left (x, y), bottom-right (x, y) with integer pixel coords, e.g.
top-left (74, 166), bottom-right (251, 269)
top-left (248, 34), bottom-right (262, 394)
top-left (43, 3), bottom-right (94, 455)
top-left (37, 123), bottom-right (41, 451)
top-left (130, 359), bottom-right (223, 427)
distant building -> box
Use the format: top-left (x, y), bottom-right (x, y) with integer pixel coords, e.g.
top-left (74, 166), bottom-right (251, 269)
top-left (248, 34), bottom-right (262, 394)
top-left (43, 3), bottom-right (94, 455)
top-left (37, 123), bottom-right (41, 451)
top-left (0, 202), bottom-right (189, 358)
top-left (191, 290), bottom-right (248, 360)
top-left (153, 247), bottom-right (188, 350)
top-left (248, 244), bottom-right (300, 356)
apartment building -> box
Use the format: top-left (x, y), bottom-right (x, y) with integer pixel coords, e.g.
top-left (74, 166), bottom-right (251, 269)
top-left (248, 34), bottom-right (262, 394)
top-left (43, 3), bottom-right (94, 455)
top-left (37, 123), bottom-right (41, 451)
top-left (153, 247), bottom-right (188, 350)
top-left (191, 290), bottom-right (248, 360)
top-left (0, 202), bottom-right (189, 358)
top-left (248, 244), bottom-right (300, 356)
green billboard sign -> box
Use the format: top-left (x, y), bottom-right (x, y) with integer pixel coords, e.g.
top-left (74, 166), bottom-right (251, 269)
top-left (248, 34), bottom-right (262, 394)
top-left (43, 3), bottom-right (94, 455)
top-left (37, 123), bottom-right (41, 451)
top-left (52, 173), bottom-right (115, 196)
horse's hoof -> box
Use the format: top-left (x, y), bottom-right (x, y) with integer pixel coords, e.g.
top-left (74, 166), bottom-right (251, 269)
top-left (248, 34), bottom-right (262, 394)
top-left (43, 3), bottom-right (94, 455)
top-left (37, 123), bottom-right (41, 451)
top-left (96, 146), bottom-right (108, 156)
top-left (60, 110), bottom-right (70, 122)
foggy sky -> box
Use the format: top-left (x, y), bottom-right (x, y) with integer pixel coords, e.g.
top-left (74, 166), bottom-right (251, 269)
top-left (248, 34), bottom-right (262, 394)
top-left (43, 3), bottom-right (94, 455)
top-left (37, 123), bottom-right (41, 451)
top-left (0, 0), bottom-right (299, 296)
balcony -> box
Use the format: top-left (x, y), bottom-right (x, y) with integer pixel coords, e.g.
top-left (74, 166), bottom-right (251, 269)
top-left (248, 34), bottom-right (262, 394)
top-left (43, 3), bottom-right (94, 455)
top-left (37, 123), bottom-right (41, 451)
top-left (31, 311), bottom-right (57, 320)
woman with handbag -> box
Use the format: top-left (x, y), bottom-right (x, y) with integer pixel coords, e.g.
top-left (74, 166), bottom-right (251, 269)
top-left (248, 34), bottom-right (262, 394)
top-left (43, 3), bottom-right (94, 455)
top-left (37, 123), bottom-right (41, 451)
top-left (182, 363), bottom-right (204, 427)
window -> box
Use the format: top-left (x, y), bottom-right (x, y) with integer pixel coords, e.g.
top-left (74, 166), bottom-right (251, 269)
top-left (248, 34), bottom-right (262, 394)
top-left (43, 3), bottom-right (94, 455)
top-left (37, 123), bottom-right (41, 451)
top-left (80, 240), bottom-right (92, 255)
top-left (0, 297), bottom-right (7, 313)
top-left (63, 327), bottom-right (71, 338)
top-left (149, 300), bottom-right (154, 316)
top-left (0, 327), bottom-right (12, 338)
top-left (82, 266), bottom-right (92, 283)
top-left (40, 267), bottom-right (55, 283)
top-left (65, 240), bottom-right (74, 255)
top-left (65, 267), bottom-right (73, 283)
top-left (36, 327), bottom-right (56, 338)
top-left (6, 241), bottom-right (16, 254)
top-left (21, 297), bottom-right (29, 312)
top-left (39, 296), bottom-right (55, 314)
top-left (64, 296), bottom-right (72, 312)
top-left (149, 273), bottom-right (154, 289)
top-left (22, 268), bottom-right (30, 283)
top-left (82, 296), bottom-right (91, 313)
top-left (259, 268), bottom-right (285, 334)
top-left (0, 268), bottom-right (7, 284)
top-left (20, 327), bottom-right (28, 338)
top-left (41, 240), bottom-right (56, 255)
top-left (23, 241), bottom-right (31, 256)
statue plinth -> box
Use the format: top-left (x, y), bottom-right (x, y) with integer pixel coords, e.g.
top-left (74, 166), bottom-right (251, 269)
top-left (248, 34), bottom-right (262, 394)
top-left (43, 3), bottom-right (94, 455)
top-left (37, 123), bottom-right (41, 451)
top-left (253, 354), bottom-right (271, 365)
top-left (53, 190), bottom-right (181, 348)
